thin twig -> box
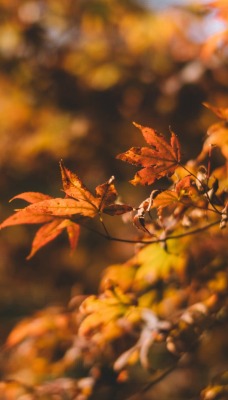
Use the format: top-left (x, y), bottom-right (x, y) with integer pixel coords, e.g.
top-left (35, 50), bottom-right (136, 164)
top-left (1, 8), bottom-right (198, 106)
top-left (83, 219), bottom-right (221, 245)
top-left (99, 213), bottom-right (111, 238)
top-left (179, 163), bottom-right (222, 214)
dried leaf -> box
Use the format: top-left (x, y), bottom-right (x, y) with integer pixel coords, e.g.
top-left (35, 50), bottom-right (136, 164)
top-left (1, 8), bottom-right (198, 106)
top-left (117, 122), bottom-right (181, 185)
top-left (95, 176), bottom-right (132, 215)
top-left (60, 160), bottom-right (96, 205)
top-left (95, 176), bottom-right (117, 210)
top-left (60, 161), bottom-right (132, 216)
top-left (133, 190), bottom-right (160, 234)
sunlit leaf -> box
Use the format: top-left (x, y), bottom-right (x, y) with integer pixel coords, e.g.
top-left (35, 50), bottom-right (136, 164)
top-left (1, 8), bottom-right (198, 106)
top-left (79, 289), bottom-right (141, 343)
top-left (100, 263), bottom-right (137, 292)
top-left (152, 190), bottom-right (180, 209)
top-left (26, 198), bottom-right (97, 218)
top-left (201, 29), bottom-right (228, 60)
top-left (26, 219), bottom-right (69, 259)
top-left (117, 123), bottom-right (181, 185)
top-left (60, 160), bottom-right (96, 206)
top-left (60, 161), bottom-right (132, 216)
top-left (203, 102), bottom-right (228, 120)
top-left (132, 240), bottom-right (187, 292)
top-left (0, 209), bottom-right (53, 228)
top-left (95, 176), bottom-right (117, 209)
top-left (10, 192), bottom-right (53, 204)
top-left (197, 121), bottom-right (228, 160)
top-left (65, 221), bottom-right (80, 252)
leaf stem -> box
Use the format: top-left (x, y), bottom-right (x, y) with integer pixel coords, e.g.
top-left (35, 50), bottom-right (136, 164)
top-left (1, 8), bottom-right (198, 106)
top-left (99, 213), bottom-right (111, 238)
top-left (179, 163), bottom-right (222, 214)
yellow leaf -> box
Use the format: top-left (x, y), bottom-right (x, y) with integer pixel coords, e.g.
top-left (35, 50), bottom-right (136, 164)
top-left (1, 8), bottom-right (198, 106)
top-left (132, 240), bottom-right (187, 292)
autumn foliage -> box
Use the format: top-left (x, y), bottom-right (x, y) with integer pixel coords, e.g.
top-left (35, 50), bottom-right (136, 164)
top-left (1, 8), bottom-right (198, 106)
top-left (0, 1), bottom-right (228, 400)
top-left (1, 101), bottom-right (228, 399)
top-left (1, 105), bottom-right (227, 259)
top-left (1, 162), bottom-right (132, 259)
top-left (117, 122), bottom-right (181, 185)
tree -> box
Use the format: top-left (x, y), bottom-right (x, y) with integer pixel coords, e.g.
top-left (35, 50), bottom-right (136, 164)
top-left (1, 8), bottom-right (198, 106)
top-left (0, 1), bottom-right (227, 399)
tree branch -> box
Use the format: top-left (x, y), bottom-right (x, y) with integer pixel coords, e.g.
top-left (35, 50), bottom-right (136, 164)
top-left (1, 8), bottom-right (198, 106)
top-left (83, 219), bottom-right (221, 245)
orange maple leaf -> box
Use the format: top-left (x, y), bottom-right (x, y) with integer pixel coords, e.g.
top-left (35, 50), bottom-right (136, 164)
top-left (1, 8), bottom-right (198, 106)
top-left (59, 161), bottom-right (132, 216)
top-left (117, 123), bottom-right (181, 185)
top-left (203, 102), bottom-right (228, 120)
top-left (26, 219), bottom-right (80, 259)
top-left (197, 103), bottom-right (228, 161)
top-left (0, 164), bottom-right (132, 258)
top-left (0, 192), bottom-right (81, 258)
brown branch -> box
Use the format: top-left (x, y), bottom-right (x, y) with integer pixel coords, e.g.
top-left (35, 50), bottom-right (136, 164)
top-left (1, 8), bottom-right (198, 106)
top-left (83, 219), bottom-right (221, 245)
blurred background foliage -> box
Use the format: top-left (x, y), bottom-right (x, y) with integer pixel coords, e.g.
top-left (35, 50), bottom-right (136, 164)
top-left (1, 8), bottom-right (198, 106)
top-left (0, 0), bottom-right (227, 340)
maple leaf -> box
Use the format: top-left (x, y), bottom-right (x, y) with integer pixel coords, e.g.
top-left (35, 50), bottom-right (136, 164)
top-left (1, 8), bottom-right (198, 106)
top-left (152, 190), bottom-right (180, 210)
top-left (131, 240), bottom-right (187, 292)
top-left (201, 29), bottom-right (228, 61)
top-left (0, 192), bottom-right (55, 228)
top-left (117, 123), bottom-right (181, 185)
top-left (152, 176), bottom-right (209, 219)
top-left (26, 219), bottom-right (80, 259)
top-left (0, 164), bottom-right (132, 258)
top-left (78, 287), bottom-right (141, 343)
top-left (25, 198), bottom-right (98, 218)
top-left (10, 192), bottom-right (53, 204)
top-left (175, 176), bottom-right (195, 196)
top-left (198, 104), bottom-right (228, 161)
top-left (60, 161), bottom-right (97, 215)
top-left (0, 209), bottom-right (54, 228)
top-left (0, 192), bottom-right (81, 258)
top-left (203, 102), bottom-right (228, 120)
top-left (59, 161), bottom-right (132, 216)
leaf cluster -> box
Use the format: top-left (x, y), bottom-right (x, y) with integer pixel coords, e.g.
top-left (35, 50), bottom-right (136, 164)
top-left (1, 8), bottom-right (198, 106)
top-left (0, 2), bottom-right (228, 398)
top-left (0, 103), bottom-right (227, 399)
top-left (1, 104), bottom-right (227, 259)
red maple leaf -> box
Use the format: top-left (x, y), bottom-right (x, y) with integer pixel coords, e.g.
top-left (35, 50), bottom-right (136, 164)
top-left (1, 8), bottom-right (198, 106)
top-left (117, 123), bottom-right (181, 185)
